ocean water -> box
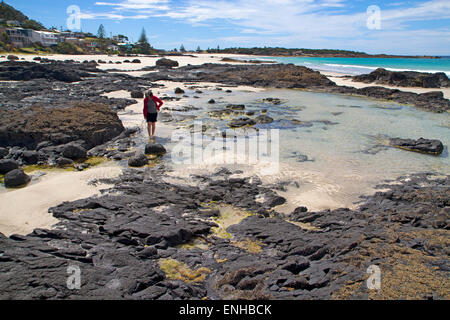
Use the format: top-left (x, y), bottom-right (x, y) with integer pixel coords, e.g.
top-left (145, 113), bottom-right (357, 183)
top-left (257, 56), bottom-right (450, 76)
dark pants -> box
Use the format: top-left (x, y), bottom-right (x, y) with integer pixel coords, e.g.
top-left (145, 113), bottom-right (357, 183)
top-left (147, 113), bottom-right (158, 123)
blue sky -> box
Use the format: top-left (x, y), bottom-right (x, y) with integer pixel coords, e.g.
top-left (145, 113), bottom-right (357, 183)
top-left (8, 0), bottom-right (450, 55)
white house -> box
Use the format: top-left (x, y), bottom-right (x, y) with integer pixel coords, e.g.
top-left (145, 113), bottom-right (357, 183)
top-left (107, 44), bottom-right (119, 51)
top-left (31, 30), bottom-right (58, 46)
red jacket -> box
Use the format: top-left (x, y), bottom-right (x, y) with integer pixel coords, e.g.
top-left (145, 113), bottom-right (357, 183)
top-left (143, 96), bottom-right (164, 117)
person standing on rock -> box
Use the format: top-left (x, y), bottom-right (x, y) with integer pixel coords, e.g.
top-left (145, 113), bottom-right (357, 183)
top-left (143, 90), bottom-right (164, 139)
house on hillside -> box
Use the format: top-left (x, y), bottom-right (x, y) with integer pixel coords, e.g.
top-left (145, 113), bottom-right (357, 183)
top-left (64, 37), bottom-right (82, 45)
top-left (5, 28), bottom-right (32, 47)
top-left (6, 20), bottom-right (21, 27)
top-left (107, 44), bottom-right (119, 51)
top-left (56, 31), bottom-right (75, 42)
top-left (5, 28), bottom-right (58, 47)
top-left (31, 30), bottom-right (58, 46)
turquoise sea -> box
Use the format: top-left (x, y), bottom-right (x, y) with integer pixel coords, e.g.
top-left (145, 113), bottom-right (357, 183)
top-left (257, 56), bottom-right (450, 76)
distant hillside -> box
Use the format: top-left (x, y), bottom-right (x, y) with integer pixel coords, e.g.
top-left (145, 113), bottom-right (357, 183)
top-left (210, 47), bottom-right (439, 59)
top-left (214, 47), bottom-right (367, 57)
top-left (0, 1), bottom-right (45, 30)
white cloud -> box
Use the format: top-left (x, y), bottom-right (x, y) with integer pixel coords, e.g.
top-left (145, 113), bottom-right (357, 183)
top-left (79, 0), bottom-right (450, 54)
top-left (95, 0), bottom-right (170, 10)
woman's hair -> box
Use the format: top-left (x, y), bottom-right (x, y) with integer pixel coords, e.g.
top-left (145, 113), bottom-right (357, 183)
top-left (145, 90), bottom-right (153, 98)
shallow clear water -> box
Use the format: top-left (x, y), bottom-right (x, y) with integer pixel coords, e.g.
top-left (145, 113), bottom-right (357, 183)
top-left (163, 87), bottom-right (450, 212)
top-left (4, 86), bottom-right (447, 215)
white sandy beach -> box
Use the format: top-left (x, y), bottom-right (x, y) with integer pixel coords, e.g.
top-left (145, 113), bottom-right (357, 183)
top-left (0, 53), bottom-right (256, 70)
top-left (3, 52), bottom-right (448, 97)
top-left (0, 164), bottom-right (122, 236)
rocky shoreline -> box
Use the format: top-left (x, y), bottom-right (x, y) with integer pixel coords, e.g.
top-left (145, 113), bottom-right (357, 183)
top-left (352, 68), bottom-right (449, 89)
top-left (0, 59), bottom-right (161, 180)
top-left (141, 63), bottom-right (450, 113)
top-left (0, 58), bottom-right (448, 300)
top-left (0, 167), bottom-right (448, 299)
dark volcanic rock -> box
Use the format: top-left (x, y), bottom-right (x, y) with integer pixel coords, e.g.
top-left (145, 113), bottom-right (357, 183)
top-left (22, 150), bottom-right (39, 164)
top-left (229, 117), bottom-right (256, 128)
top-left (174, 87), bottom-right (185, 94)
top-left (56, 157), bottom-right (74, 166)
top-left (156, 58), bottom-right (179, 68)
top-left (0, 159), bottom-right (19, 174)
top-left (227, 104), bottom-right (245, 110)
top-left (4, 169), bottom-right (30, 188)
top-left (62, 143), bottom-right (87, 160)
top-left (0, 61), bottom-right (98, 82)
top-left (143, 63), bottom-right (335, 89)
top-left (255, 115), bottom-right (274, 124)
top-left (0, 167), bottom-right (447, 300)
top-left (0, 147), bottom-right (8, 159)
top-left (145, 144), bottom-right (166, 156)
top-left (390, 137), bottom-right (444, 155)
top-left (131, 91), bottom-right (144, 99)
top-left (353, 68), bottom-right (449, 88)
top-left (141, 62), bottom-right (449, 113)
top-left (128, 153), bottom-right (148, 167)
top-left (0, 102), bottom-right (124, 149)
top-left (325, 85), bottom-right (450, 113)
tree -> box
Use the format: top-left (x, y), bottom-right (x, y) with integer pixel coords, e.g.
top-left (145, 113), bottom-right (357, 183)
top-left (196, 46), bottom-right (201, 53)
top-left (21, 19), bottom-right (45, 30)
top-left (1, 31), bottom-right (11, 45)
top-left (136, 28), bottom-right (151, 54)
top-left (180, 44), bottom-right (186, 53)
top-left (117, 34), bottom-right (129, 42)
top-left (97, 24), bottom-right (106, 39)
top-left (138, 28), bottom-right (149, 44)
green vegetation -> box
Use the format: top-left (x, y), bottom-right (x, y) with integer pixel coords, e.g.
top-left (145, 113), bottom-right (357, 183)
top-left (208, 204), bottom-right (253, 239)
top-left (178, 237), bottom-right (210, 250)
top-left (138, 28), bottom-right (148, 44)
top-left (133, 28), bottom-right (156, 54)
top-left (97, 24), bottom-right (106, 39)
top-left (77, 156), bottom-right (108, 167)
top-left (22, 157), bottom-right (108, 175)
top-left (54, 42), bottom-right (83, 54)
top-left (20, 19), bottom-right (44, 30)
top-left (0, 1), bottom-right (27, 22)
top-left (158, 258), bottom-right (211, 283)
top-left (230, 238), bottom-right (263, 253)
top-left (0, 1), bottom-right (45, 30)
top-left (208, 46), bottom-right (367, 56)
top-left (18, 43), bottom-right (52, 54)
